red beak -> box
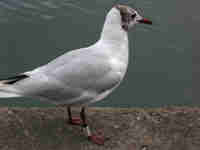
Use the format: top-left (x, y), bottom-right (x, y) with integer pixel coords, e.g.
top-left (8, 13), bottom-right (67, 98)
top-left (138, 18), bottom-right (152, 25)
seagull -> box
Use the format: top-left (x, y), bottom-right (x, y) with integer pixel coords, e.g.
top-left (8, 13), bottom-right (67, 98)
top-left (0, 4), bottom-right (152, 145)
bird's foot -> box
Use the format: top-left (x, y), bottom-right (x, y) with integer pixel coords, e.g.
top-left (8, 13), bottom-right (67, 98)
top-left (88, 134), bottom-right (105, 145)
top-left (68, 117), bottom-right (82, 125)
top-left (85, 126), bottom-right (104, 145)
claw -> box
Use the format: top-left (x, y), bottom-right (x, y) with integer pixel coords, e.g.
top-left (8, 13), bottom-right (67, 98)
top-left (88, 134), bottom-right (105, 145)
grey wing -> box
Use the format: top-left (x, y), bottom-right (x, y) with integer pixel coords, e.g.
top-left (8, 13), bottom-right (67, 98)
top-left (43, 52), bottom-right (120, 93)
top-left (16, 49), bottom-right (121, 104)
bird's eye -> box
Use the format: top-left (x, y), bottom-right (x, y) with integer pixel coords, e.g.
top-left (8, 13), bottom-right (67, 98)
top-left (131, 14), bottom-right (136, 19)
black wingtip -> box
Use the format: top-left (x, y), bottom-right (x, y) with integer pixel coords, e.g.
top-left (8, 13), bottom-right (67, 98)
top-left (1, 74), bottom-right (29, 85)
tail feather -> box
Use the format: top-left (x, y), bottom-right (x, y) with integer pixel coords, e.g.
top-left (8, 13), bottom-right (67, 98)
top-left (0, 74), bottom-right (29, 85)
top-left (0, 91), bottom-right (21, 98)
top-left (0, 74), bottom-right (29, 98)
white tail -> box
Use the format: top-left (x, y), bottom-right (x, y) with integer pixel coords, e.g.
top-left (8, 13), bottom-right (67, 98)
top-left (0, 91), bottom-right (21, 98)
top-left (0, 83), bottom-right (21, 98)
top-left (0, 74), bottom-right (28, 98)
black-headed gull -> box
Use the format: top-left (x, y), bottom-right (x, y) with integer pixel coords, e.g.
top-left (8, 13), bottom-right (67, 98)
top-left (0, 4), bottom-right (152, 145)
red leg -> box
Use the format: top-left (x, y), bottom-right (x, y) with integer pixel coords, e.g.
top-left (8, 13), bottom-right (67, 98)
top-left (67, 107), bottom-right (82, 125)
top-left (69, 117), bottom-right (82, 125)
top-left (80, 108), bottom-right (105, 145)
top-left (67, 107), bottom-right (105, 145)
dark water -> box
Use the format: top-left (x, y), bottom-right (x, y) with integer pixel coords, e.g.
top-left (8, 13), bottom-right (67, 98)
top-left (0, 0), bottom-right (194, 107)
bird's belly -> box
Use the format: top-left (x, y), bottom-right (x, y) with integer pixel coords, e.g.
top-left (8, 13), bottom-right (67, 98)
top-left (88, 58), bottom-right (128, 104)
top-left (91, 83), bottom-right (119, 103)
top-left (109, 58), bottom-right (128, 80)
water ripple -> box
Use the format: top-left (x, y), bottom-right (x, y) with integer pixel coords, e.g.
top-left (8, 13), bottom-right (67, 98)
top-left (0, 0), bottom-right (62, 22)
top-left (39, 1), bottom-right (59, 9)
top-left (0, 1), bottom-right (18, 10)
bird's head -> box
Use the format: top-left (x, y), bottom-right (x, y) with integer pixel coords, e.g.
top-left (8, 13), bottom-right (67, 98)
top-left (113, 4), bottom-right (152, 31)
top-left (100, 4), bottom-right (152, 42)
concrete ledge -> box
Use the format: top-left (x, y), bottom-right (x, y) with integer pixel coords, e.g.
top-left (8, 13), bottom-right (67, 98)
top-left (0, 106), bottom-right (199, 150)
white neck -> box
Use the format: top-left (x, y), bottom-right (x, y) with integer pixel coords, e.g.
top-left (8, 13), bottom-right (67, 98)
top-left (99, 8), bottom-right (128, 47)
top-left (95, 8), bottom-right (129, 67)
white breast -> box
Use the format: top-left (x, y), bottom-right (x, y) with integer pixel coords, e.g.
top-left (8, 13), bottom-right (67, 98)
top-left (109, 57), bottom-right (128, 80)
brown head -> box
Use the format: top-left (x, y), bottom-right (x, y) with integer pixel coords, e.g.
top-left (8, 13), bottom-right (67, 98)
top-left (115, 4), bottom-right (152, 31)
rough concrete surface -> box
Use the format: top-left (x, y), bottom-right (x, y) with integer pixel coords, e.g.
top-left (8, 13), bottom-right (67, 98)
top-left (0, 106), bottom-right (199, 150)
